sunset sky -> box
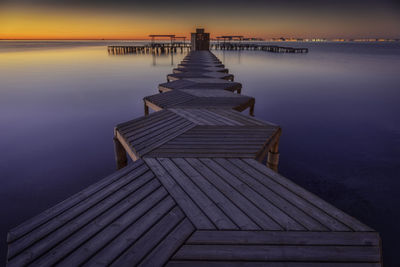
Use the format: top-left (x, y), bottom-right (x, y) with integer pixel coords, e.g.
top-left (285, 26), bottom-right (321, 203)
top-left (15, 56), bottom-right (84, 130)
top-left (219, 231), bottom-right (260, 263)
top-left (1, 0), bottom-right (399, 39)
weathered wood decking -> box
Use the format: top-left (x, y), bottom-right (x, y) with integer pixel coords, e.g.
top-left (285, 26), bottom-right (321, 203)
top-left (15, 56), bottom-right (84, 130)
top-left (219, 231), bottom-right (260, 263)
top-left (167, 72), bottom-right (234, 82)
top-left (178, 62), bottom-right (225, 68)
top-left (113, 108), bottom-right (278, 170)
top-left (158, 79), bottom-right (242, 94)
top-left (6, 158), bottom-right (381, 266)
top-left (173, 66), bottom-right (229, 74)
top-left (164, 52), bottom-right (230, 80)
top-left (144, 90), bottom-right (255, 115)
top-left (6, 48), bottom-right (382, 266)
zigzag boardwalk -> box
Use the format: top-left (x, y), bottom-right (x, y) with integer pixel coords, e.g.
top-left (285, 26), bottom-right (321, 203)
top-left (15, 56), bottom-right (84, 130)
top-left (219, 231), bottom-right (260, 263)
top-left (6, 40), bottom-right (382, 266)
top-left (143, 91), bottom-right (255, 116)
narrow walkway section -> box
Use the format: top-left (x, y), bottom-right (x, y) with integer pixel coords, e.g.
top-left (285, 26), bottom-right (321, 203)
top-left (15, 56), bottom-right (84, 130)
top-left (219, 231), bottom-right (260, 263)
top-left (159, 78), bottom-right (242, 94)
top-left (6, 49), bottom-right (382, 266)
top-left (113, 108), bottom-right (279, 168)
top-left (6, 158), bottom-right (381, 266)
top-left (144, 90), bottom-right (255, 116)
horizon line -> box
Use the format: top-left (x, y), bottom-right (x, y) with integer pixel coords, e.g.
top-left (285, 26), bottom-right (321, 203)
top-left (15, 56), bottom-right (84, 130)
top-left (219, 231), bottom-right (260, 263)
top-left (1, 38), bottom-right (399, 42)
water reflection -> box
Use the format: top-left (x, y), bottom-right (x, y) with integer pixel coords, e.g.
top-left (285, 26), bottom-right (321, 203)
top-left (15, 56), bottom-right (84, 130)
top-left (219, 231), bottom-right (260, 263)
top-left (107, 44), bottom-right (190, 66)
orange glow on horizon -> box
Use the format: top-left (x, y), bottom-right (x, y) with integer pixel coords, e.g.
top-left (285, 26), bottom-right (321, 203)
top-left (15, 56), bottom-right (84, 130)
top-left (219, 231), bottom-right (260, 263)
top-left (0, 6), bottom-right (195, 40)
top-left (1, 4), bottom-right (400, 40)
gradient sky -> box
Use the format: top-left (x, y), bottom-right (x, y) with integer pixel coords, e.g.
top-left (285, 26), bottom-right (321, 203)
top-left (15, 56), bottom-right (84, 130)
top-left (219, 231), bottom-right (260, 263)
top-left (1, 0), bottom-right (399, 39)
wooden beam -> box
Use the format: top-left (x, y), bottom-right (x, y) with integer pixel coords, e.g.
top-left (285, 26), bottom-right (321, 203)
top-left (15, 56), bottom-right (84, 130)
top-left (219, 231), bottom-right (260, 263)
top-left (113, 136), bottom-right (127, 170)
top-left (267, 130), bottom-right (281, 172)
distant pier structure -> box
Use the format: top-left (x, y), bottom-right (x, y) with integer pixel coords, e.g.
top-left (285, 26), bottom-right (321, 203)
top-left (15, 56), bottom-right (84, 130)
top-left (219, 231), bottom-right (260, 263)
top-left (191, 28), bottom-right (210, 51)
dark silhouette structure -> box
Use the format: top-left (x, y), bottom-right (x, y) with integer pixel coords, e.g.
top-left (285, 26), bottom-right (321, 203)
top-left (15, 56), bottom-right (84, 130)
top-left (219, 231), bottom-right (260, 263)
top-left (191, 28), bottom-right (210, 50)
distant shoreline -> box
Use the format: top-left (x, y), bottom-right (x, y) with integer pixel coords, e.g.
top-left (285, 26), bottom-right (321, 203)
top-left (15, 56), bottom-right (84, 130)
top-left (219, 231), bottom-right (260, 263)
top-left (1, 39), bottom-right (399, 42)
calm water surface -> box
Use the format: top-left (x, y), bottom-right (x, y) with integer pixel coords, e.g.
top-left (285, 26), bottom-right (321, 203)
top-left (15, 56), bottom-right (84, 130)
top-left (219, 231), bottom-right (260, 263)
top-left (1, 41), bottom-right (399, 265)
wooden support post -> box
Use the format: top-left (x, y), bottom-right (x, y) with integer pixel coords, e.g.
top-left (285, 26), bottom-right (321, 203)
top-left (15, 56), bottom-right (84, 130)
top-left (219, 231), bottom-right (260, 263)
top-left (114, 137), bottom-right (127, 170)
top-left (249, 100), bottom-right (255, 116)
top-left (267, 134), bottom-right (280, 172)
top-left (144, 102), bottom-right (149, 116)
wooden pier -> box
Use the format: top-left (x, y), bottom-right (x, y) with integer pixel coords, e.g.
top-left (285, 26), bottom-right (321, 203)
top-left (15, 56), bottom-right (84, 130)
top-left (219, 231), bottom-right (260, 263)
top-left (6, 30), bottom-right (381, 266)
top-left (211, 43), bottom-right (309, 53)
top-left (158, 79), bottom-right (242, 94)
top-left (143, 90), bottom-right (255, 116)
top-left (173, 66), bottom-right (229, 74)
top-left (108, 43), bottom-right (190, 55)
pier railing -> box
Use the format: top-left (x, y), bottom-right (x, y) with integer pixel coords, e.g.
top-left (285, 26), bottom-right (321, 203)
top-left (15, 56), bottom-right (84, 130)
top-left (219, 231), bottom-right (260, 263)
top-left (108, 43), bottom-right (191, 55)
top-left (211, 42), bottom-right (308, 53)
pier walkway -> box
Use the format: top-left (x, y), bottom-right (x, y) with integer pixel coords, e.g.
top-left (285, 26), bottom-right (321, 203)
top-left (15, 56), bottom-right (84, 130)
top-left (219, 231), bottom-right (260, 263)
top-left (212, 43), bottom-right (309, 53)
top-left (158, 79), bottom-right (242, 94)
top-left (7, 46), bottom-right (381, 266)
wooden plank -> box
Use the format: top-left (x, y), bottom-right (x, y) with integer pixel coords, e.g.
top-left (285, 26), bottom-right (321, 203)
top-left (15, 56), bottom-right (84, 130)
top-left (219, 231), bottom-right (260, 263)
top-left (183, 109), bottom-right (227, 125)
top-left (137, 122), bottom-right (196, 155)
top-left (122, 114), bottom-right (185, 140)
top-left (10, 179), bottom-right (165, 266)
top-left (126, 117), bottom-right (189, 145)
top-left (167, 262), bottom-right (381, 267)
top-left (144, 158), bottom-right (215, 229)
top-left (178, 63), bottom-right (225, 68)
top-left (173, 67), bottom-right (229, 74)
top-left (172, 158), bottom-right (261, 230)
top-left (144, 99), bottom-right (163, 112)
top-left (214, 158), bottom-right (326, 231)
top-left (177, 109), bottom-right (244, 126)
top-left (146, 152), bottom-right (255, 158)
top-left (167, 72), bottom-right (234, 81)
top-left (176, 126), bottom-right (274, 132)
top-left (138, 218), bottom-right (195, 267)
top-left (7, 161), bottom-right (144, 243)
top-left (118, 110), bottom-right (173, 134)
top-left (82, 196), bottom-right (176, 266)
top-left (159, 145), bottom-right (260, 151)
top-left (169, 109), bottom-right (218, 125)
top-left (193, 109), bottom-right (248, 125)
top-left (29, 179), bottom-right (164, 267)
top-left (150, 148), bottom-right (259, 154)
top-left (8, 164), bottom-right (152, 260)
top-left (243, 159), bottom-right (374, 232)
top-left (145, 92), bottom-right (252, 112)
top-left (166, 140), bottom-right (269, 145)
top-left (200, 158), bottom-right (304, 231)
top-left (229, 158), bottom-right (352, 231)
top-left (174, 127), bottom-right (275, 135)
top-left (115, 130), bottom-right (141, 161)
top-left (111, 206), bottom-right (185, 266)
top-left (183, 98), bottom-right (252, 107)
top-left (114, 137), bottom-right (127, 169)
top-left (185, 158), bottom-right (281, 230)
top-left (166, 136), bottom-right (271, 141)
top-left (182, 89), bottom-right (242, 97)
top-left (116, 109), bottom-right (171, 130)
top-left (158, 158), bottom-right (238, 229)
top-left (144, 91), bottom-right (197, 108)
top-left (187, 231), bottom-right (381, 246)
top-left (119, 114), bottom-right (182, 142)
top-left (172, 244), bottom-right (381, 262)
top-left (212, 109), bottom-right (274, 126)
top-left (145, 125), bottom-right (277, 159)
